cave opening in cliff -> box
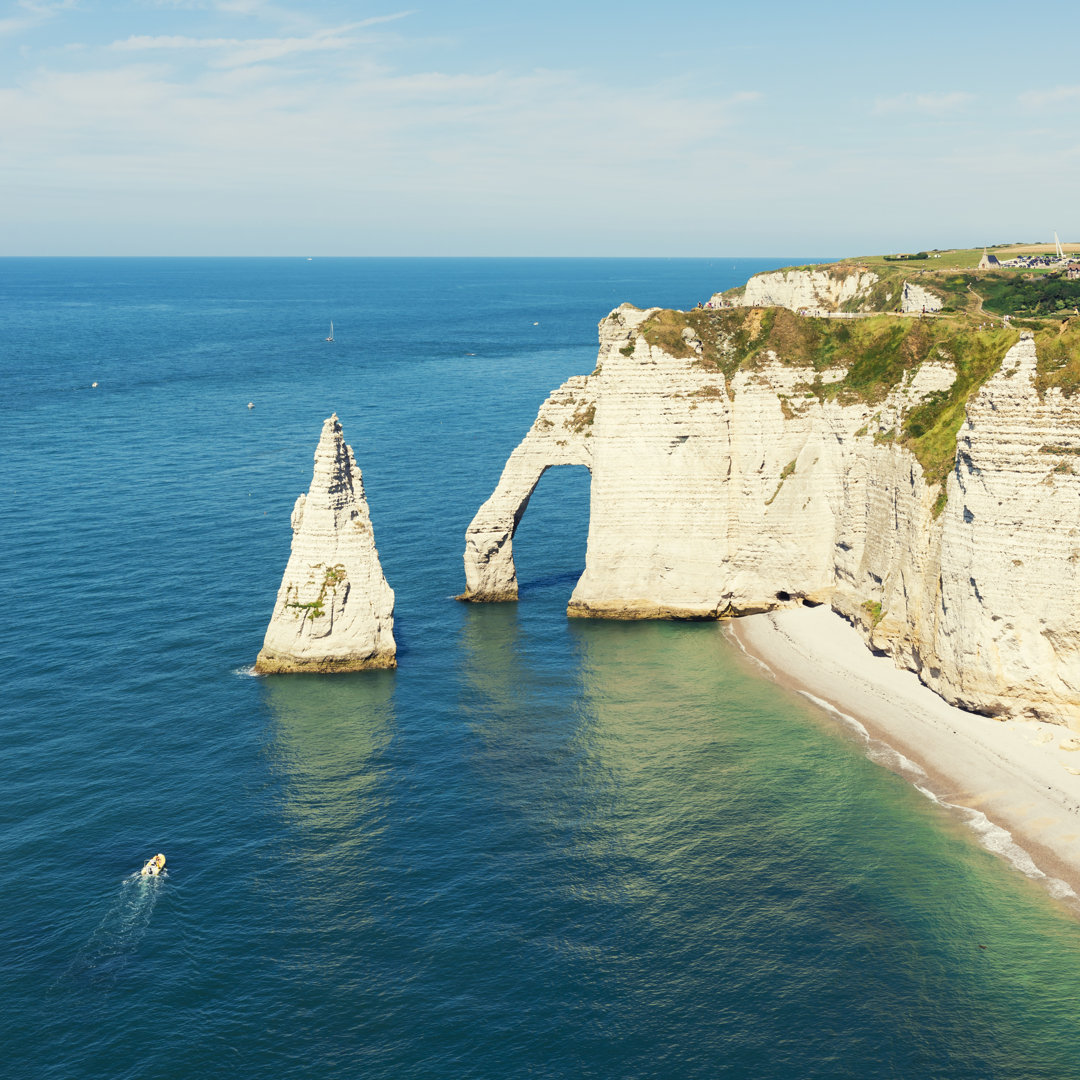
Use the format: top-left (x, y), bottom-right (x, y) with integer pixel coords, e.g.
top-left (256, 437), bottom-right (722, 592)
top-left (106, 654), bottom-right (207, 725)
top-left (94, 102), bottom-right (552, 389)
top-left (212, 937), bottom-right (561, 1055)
top-left (511, 464), bottom-right (591, 601)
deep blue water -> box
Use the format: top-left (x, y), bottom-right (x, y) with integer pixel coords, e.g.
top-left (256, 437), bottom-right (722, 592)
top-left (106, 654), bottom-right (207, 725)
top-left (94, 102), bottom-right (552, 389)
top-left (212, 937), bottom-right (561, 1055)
top-left (5, 258), bottom-right (1080, 1080)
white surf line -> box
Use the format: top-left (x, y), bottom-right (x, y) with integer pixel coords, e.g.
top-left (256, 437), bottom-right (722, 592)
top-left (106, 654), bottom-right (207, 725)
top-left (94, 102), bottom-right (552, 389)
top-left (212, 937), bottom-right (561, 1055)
top-left (727, 619), bottom-right (1080, 906)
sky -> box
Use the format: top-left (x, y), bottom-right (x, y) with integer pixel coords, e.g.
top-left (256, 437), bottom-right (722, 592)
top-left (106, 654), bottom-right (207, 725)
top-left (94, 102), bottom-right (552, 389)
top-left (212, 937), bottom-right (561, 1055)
top-left (1, 0), bottom-right (1078, 255)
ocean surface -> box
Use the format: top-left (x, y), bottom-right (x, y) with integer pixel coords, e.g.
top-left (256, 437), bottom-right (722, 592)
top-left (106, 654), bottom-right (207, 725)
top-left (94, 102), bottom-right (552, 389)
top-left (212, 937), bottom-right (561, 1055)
top-left (4, 257), bottom-right (1080, 1080)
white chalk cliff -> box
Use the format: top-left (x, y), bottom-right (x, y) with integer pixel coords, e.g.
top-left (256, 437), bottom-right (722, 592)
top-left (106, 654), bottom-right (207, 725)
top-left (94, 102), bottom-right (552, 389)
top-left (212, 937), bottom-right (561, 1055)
top-left (901, 281), bottom-right (943, 314)
top-left (716, 267), bottom-right (883, 313)
top-left (256, 415), bottom-right (396, 673)
top-left (463, 306), bottom-right (1080, 727)
top-left (713, 266), bottom-right (944, 317)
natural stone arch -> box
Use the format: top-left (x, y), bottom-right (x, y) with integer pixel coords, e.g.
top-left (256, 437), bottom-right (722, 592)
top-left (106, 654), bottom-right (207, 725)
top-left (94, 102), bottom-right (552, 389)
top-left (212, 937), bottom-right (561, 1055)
top-left (459, 376), bottom-right (595, 603)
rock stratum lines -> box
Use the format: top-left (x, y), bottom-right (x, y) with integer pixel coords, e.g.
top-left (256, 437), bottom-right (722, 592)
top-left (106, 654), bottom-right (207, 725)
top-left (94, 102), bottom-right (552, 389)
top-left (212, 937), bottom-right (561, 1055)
top-left (256, 414), bottom-right (396, 674)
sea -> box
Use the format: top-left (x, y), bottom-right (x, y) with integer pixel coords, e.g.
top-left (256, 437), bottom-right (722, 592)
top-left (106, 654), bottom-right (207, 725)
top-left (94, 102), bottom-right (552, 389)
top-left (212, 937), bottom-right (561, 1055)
top-left (4, 257), bottom-right (1080, 1080)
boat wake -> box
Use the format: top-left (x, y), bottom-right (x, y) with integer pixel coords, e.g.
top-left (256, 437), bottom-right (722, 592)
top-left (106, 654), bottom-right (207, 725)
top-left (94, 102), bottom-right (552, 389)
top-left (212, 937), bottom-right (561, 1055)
top-left (62, 872), bottom-right (167, 988)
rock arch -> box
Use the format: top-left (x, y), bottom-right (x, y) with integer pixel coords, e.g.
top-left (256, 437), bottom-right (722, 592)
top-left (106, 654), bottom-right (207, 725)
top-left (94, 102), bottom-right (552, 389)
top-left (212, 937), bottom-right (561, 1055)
top-left (459, 376), bottom-right (595, 602)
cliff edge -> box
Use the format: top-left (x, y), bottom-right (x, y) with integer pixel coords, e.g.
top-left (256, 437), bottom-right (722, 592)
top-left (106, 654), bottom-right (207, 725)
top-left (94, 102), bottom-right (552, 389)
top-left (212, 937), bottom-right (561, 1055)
top-left (256, 415), bottom-right (396, 673)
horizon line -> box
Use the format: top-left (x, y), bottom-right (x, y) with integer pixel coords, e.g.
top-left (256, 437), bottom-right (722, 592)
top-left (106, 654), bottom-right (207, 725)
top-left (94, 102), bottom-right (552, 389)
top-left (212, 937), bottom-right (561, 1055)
top-left (0, 253), bottom-right (842, 260)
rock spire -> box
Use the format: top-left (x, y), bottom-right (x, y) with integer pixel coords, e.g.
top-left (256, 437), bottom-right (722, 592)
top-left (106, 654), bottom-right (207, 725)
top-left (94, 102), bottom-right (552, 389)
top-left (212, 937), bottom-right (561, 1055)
top-left (255, 415), bottom-right (396, 673)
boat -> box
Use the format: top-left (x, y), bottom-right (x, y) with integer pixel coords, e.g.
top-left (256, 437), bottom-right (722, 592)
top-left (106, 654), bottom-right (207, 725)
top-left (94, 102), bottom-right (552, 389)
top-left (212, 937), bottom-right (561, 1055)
top-left (140, 853), bottom-right (166, 877)
top-left (325, 321), bottom-right (334, 342)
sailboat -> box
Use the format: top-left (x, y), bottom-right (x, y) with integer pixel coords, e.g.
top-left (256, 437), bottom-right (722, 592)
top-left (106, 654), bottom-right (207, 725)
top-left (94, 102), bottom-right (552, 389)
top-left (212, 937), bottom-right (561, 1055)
top-left (325, 321), bottom-right (334, 342)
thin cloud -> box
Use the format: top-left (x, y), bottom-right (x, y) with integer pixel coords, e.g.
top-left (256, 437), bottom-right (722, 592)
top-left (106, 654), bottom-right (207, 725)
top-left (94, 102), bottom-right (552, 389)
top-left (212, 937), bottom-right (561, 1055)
top-left (109, 15), bottom-right (410, 65)
top-left (0, 0), bottom-right (78, 36)
top-left (873, 91), bottom-right (973, 115)
top-left (1019, 85), bottom-right (1080, 109)
top-left (109, 13), bottom-right (413, 66)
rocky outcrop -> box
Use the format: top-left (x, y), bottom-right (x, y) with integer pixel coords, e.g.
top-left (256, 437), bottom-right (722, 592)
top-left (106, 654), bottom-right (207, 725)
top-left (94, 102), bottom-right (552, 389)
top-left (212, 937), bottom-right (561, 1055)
top-left (716, 267), bottom-right (883, 314)
top-left (256, 415), bottom-right (396, 673)
top-left (901, 281), bottom-right (943, 313)
top-left (463, 313), bottom-right (1080, 728)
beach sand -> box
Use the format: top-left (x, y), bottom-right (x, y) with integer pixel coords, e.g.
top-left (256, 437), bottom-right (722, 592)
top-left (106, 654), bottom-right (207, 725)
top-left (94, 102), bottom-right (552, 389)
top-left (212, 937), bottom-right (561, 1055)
top-left (730, 606), bottom-right (1080, 906)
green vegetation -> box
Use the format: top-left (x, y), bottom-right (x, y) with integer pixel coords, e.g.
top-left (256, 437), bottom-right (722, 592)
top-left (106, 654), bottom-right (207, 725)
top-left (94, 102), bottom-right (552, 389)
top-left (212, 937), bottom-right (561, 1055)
top-left (751, 246), bottom-right (1077, 291)
top-left (765, 458), bottom-right (797, 506)
top-left (899, 325), bottom-right (1020, 491)
top-left (931, 273), bottom-right (1080, 317)
top-left (625, 246), bottom-right (1080, 512)
top-left (633, 306), bottom-right (1022, 495)
top-left (285, 563), bottom-right (348, 622)
top-left (566, 402), bottom-right (596, 433)
top-left (1033, 321), bottom-right (1080, 396)
top-left (862, 600), bottom-right (885, 626)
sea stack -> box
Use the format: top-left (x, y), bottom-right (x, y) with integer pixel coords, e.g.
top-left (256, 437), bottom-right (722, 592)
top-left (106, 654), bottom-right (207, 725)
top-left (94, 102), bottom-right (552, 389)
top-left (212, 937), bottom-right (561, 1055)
top-left (255, 415), bottom-right (396, 673)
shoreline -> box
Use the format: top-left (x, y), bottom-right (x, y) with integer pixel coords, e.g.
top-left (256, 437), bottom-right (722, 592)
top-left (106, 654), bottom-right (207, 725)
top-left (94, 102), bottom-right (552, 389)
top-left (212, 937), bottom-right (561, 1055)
top-left (729, 606), bottom-right (1080, 909)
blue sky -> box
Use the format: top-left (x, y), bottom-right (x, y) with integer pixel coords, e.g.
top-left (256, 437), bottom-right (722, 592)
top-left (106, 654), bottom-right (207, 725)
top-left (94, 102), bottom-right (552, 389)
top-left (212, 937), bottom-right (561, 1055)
top-left (2, 0), bottom-right (1077, 255)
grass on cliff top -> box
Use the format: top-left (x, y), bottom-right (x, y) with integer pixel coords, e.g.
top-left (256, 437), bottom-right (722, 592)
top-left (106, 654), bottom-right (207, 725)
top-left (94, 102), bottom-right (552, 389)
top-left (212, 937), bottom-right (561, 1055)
top-left (722, 249), bottom-right (1080, 316)
top-left (1033, 318), bottom-right (1080, 396)
top-left (900, 324), bottom-right (1020, 491)
top-left (635, 306), bottom-right (1022, 491)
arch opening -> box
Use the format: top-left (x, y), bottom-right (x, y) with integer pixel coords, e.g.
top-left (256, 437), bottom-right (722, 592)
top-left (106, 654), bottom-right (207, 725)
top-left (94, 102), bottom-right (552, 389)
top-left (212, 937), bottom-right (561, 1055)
top-left (511, 464), bottom-right (592, 601)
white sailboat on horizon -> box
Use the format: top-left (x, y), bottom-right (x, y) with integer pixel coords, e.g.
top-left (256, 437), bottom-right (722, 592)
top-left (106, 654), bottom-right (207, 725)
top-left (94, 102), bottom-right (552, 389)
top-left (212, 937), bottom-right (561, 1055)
top-left (325, 321), bottom-right (334, 342)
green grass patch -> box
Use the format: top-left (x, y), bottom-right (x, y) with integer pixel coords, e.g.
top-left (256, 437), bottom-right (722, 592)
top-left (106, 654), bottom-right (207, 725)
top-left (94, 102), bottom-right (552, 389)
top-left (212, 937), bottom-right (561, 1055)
top-left (900, 325), bottom-right (1019, 492)
top-left (633, 307), bottom-right (1023, 501)
top-left (764, 458), bottom-right (797, 506)
top-left (1033, 320), bottom-right (1080, 396)
top-left (966, 274), bottom-right (1080, 317)
top-left (862, 600), bottom-right (885, 626)
top-left (566, 403), bottom-right (596, 432)
top-left (285, 563), bottom-right (348, 622)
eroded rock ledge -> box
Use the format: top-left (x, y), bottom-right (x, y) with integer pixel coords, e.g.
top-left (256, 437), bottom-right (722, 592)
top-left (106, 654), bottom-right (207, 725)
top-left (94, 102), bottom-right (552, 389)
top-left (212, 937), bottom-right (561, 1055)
top-left (256, 415), bottom-right (396, 673)
top-left (462, 304), bottom-right (1080, 727)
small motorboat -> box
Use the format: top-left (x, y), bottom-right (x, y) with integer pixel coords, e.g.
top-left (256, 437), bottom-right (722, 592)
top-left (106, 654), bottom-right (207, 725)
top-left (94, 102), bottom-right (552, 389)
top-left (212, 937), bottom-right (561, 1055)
top-left (140, 853), bottom-right (166, 877)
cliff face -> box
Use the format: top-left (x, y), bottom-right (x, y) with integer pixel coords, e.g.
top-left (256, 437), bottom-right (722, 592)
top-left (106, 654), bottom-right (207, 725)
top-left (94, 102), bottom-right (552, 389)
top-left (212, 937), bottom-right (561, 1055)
top-left (256, 415), bottom-right (396, 673)
top-left (716, 266), bottom-right (943, 316)
top-left (901, 281), bottom-right (943, 314)
top-left (463, 308), bottom-right (1080, 727)
top-left (722, 267), bottom-right (884, 312)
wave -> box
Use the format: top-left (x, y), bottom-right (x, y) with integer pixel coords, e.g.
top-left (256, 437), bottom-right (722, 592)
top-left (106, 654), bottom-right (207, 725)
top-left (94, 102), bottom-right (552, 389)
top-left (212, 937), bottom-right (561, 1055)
top-left (912, 784), bottom-right (1078, 901)
top-left (797, 690), bottom-right (927, 779)
top-left (732, 625), bottom-right (1078, 905)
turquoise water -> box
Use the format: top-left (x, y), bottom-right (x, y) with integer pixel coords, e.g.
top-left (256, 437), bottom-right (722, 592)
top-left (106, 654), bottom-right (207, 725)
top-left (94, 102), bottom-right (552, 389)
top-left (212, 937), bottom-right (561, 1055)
top-left (5, 258), bottom-right (1080, 1079)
